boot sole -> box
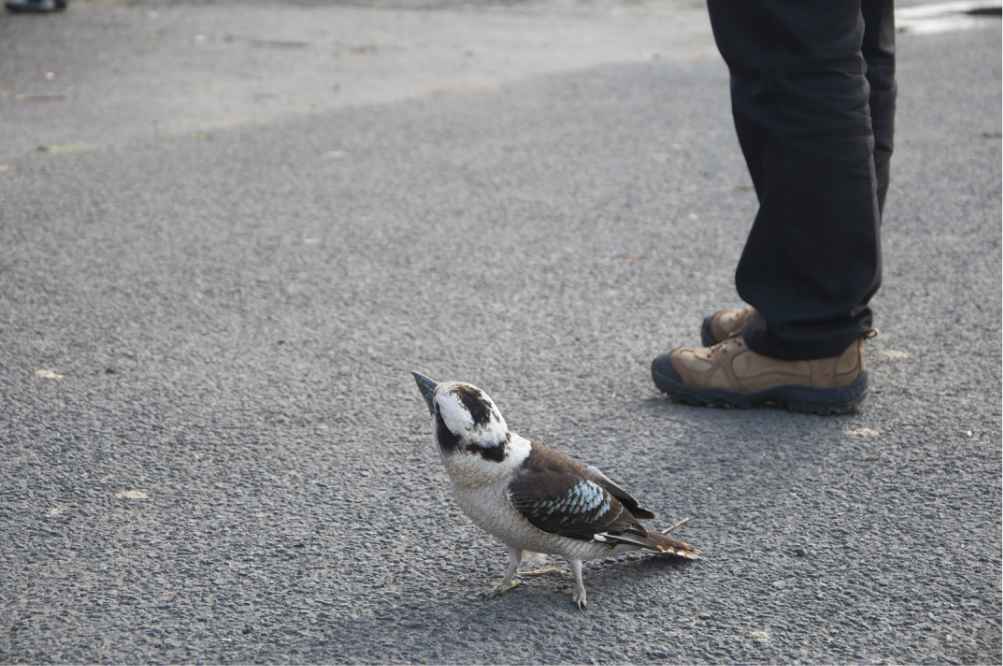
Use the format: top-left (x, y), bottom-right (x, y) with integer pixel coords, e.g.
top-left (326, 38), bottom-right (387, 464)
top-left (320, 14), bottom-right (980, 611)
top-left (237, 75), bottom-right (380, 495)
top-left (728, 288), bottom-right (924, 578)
top-left (652, 368), bottom-right (869, 415)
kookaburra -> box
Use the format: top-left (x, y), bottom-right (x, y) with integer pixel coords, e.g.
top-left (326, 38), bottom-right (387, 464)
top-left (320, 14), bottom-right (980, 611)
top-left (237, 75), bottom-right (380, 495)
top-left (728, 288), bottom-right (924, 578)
top-left (412, 372), bottom-right (699, 609)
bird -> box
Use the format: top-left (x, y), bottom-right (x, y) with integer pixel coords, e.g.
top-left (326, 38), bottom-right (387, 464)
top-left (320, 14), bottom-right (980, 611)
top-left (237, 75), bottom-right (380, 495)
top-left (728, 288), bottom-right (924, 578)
top-left (411, 371), bottom-right (700, 609)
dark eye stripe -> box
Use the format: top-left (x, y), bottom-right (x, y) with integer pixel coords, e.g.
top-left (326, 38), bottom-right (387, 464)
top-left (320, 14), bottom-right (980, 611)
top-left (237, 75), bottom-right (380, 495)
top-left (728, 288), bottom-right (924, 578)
top-left (452, 385), bottom-right (494, 427)
top-left (475, 445), bottom-right (506, 463)
top-left (435, 409), bottom-right (459, 453)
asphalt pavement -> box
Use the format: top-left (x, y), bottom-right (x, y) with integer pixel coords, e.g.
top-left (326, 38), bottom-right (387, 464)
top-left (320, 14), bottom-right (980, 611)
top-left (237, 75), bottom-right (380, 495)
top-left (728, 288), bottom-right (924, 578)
top-left (1, 0), bottom-right (1000, 663)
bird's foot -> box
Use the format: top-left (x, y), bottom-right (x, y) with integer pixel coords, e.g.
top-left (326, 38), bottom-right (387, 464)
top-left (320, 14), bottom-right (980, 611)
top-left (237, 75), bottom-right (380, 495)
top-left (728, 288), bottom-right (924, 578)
top-left (519, 566), bottom-right (565, 578)
top-left (562, 584), bottom-right (588, 610)
top-left (484, 578), bottom-right (521, 600)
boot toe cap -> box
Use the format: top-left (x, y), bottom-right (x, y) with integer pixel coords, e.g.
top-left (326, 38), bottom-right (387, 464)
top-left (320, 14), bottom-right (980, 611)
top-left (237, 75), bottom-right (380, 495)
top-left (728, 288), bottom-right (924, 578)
top-left (651, 350), bottom-right (684, 390)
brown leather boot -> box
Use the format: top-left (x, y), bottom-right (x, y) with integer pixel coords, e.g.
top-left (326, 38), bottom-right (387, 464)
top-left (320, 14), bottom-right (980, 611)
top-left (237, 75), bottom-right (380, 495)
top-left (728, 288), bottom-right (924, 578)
top-left (701, 305), bottom-right (756, 346)
top-left (651, 333), bottom-right (874, 414)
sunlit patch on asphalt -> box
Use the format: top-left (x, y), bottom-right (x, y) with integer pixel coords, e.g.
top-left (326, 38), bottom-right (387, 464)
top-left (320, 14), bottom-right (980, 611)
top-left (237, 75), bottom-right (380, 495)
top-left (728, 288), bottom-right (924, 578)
top-left (897, 1), bottom-right (1002, 35)
top-left (115, 490), bottom-right (151, 500)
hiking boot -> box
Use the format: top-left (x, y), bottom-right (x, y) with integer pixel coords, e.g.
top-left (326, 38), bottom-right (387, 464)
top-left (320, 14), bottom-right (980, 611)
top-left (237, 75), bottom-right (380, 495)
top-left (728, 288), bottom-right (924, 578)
top-left (701, 305), bottom-right (756, 347)
top-left (651, 333), bottom-right (874, 414)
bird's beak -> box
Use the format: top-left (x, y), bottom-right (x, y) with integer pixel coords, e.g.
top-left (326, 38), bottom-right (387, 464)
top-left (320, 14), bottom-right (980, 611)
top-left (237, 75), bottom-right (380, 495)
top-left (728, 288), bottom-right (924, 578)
top-left (411, 371), bottom-right (439, 416)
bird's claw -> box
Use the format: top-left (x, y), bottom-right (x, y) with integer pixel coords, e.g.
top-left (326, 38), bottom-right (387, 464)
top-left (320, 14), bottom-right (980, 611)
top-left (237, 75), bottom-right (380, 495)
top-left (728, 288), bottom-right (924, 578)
top-left (572, 586), bottom-right (587, 611)
top-left (484, 578), bottom-right (521, 600)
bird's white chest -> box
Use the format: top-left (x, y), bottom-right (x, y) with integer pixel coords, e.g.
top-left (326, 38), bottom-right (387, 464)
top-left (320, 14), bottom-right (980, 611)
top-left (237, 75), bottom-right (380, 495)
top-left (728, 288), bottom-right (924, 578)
top-left (451, 481), bottom-right (529, 544)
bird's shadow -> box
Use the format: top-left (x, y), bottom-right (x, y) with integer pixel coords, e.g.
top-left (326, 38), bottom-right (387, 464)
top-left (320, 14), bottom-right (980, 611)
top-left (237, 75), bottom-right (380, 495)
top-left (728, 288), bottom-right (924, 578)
top-left (458, 550), bottom-right (701, 612)
top-left (589, 550), bottom-right (701, 588)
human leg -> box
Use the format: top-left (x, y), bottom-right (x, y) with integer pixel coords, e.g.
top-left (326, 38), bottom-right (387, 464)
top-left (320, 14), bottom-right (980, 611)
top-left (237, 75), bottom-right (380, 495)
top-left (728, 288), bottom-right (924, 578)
top-left (710, 0), bottom-right (884, 361)
top-left (652, 0), bottom-right (896, 412)
top-left (861, 0), bottom-right (897, 215)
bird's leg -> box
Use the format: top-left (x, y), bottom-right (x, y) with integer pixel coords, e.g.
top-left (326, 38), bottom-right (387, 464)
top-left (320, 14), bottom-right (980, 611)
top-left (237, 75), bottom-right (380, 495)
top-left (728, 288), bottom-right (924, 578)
top-left (485, 546), bottom-right (523, 599)
top-left (568, 558), bottom-right (587, 610)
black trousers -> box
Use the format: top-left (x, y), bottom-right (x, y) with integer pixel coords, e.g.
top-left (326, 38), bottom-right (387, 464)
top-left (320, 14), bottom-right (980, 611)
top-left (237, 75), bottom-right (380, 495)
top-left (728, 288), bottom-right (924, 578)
top-left (707, 0), bottom-right (896, 360)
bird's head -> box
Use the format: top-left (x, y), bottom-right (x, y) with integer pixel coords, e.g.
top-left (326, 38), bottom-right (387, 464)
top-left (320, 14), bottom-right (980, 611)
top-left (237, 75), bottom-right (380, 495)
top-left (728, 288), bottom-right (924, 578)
top-left (411, 372), bottom-right (510, 463)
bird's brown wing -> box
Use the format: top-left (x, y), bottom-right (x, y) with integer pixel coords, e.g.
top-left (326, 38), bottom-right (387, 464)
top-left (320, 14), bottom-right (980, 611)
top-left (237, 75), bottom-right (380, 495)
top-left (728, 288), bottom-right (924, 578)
top-left (508, 442), bottom-right (645, 542)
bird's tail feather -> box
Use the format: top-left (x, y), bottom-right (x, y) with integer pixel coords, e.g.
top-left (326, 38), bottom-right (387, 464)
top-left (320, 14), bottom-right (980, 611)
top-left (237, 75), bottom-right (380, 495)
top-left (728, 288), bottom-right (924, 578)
top-left (603, 529), bottom-right (701, 560)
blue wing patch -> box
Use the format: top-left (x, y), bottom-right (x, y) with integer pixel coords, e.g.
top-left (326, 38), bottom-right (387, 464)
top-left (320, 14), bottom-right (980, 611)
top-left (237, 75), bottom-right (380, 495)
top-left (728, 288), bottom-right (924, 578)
top-left (525, 480), bottom-right (612, 522)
